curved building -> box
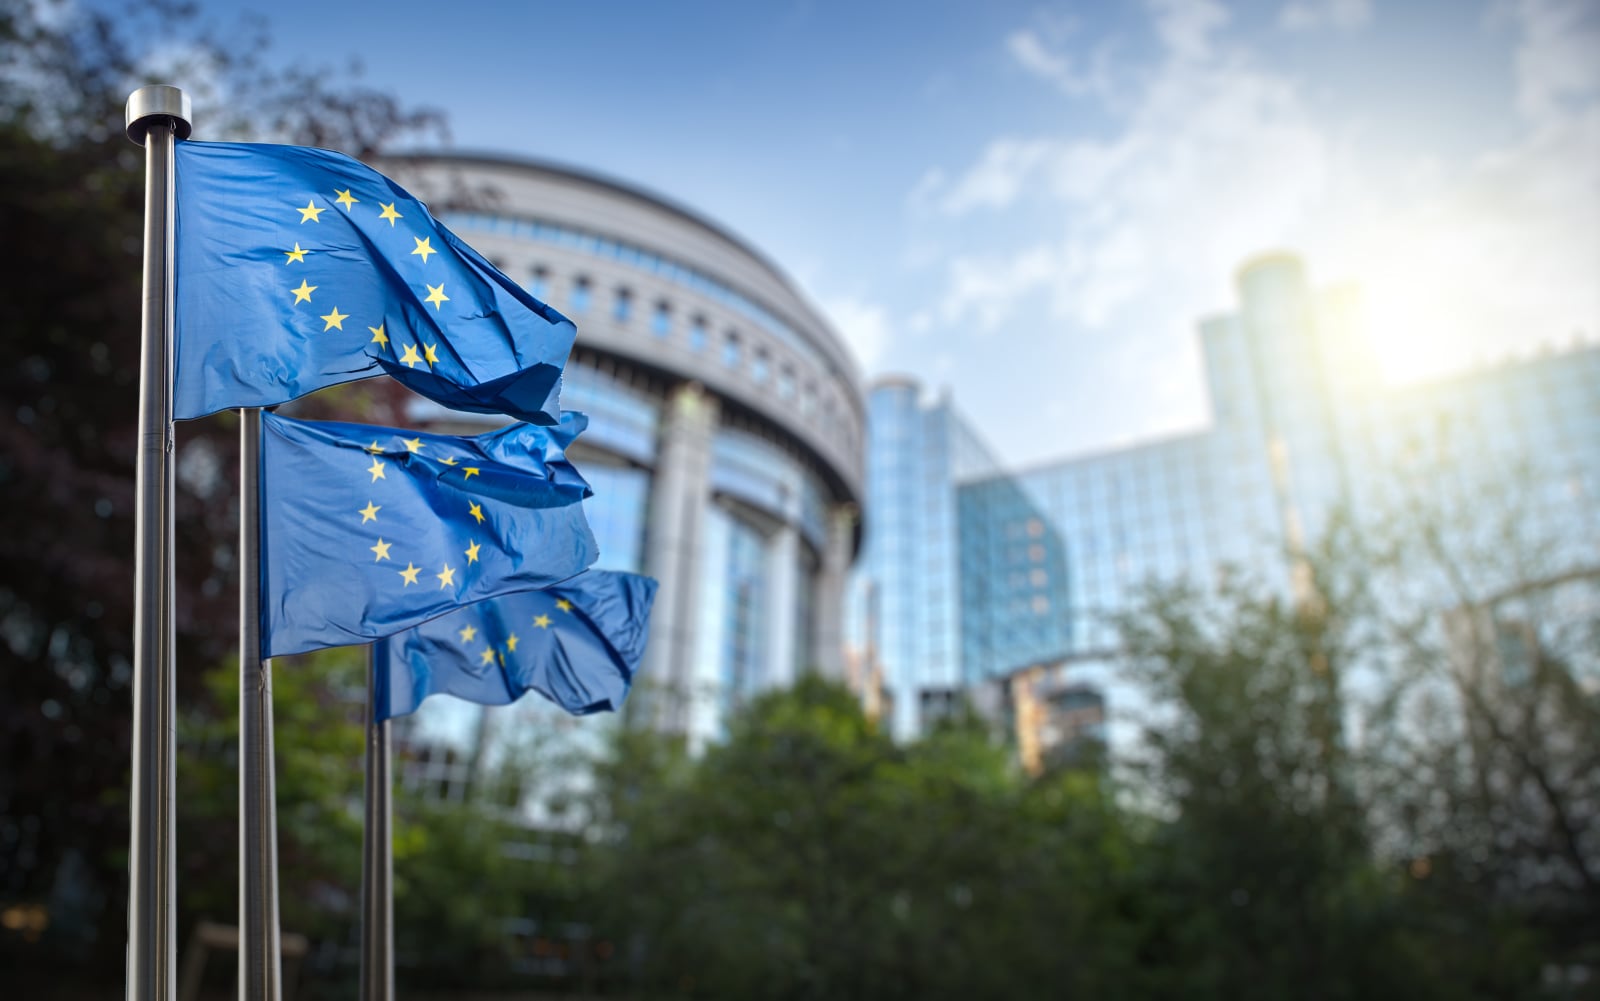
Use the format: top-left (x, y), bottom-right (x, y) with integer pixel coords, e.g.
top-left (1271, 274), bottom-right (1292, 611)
top-left (383, 152), bottom-right (865, 746)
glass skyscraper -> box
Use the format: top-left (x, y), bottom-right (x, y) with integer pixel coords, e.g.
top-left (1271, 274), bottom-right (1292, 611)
top-left (852, 252), bottom-right (1599, 749)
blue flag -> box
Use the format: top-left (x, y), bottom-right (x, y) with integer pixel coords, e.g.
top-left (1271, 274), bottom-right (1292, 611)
top-left (174, 140), bottom-right (575, 424)
top-left (260, 410), bottom-right (598, 658)
top-left (373, 570), bottom-right (657, 721)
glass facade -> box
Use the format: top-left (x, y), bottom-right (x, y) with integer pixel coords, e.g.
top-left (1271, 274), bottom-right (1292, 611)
top-left (859, 253), bottom-right (1600, 748)
top-left (577, 462), bottom-right (650, 573)
top-left (850, 381), bottom-right (1024, 739)
top-left (956, 476), bottom-right (1073, 684)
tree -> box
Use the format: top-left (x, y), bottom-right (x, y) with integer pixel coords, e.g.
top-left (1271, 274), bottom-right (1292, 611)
top-left (1352, 435), bottom-right (1600, 986)
top-left (1114, 538), bottom-right (1438, 1001)
top-left (583, 677), bottom-right (1143, 1000)
top-left (1111, 459), bottom-right (1596, 998)
top-left (0, 0), bottom-right (444, 983)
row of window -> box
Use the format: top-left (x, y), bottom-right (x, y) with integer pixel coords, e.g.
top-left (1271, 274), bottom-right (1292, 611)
top-left (448, 210), bottom-right (836, 376)
top-left (541, 268), bottom-right (858, 454)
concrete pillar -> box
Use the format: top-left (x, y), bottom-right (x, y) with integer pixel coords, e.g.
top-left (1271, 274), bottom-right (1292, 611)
top-left (810, 504), bottom-right (856, 680)
top-left (640, 382), bottom-right (718, 733)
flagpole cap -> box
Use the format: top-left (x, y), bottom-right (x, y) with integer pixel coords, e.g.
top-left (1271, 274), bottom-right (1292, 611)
top-left (125, 85), bottom-right (193, 144)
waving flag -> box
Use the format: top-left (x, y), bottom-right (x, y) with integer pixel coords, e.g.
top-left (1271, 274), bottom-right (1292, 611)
top-left (373, 570), bottom-right (657, 721)
top-left (259, 411), bottom-right (597, 658)
top-left (174, 141), bottom-right (574, 424)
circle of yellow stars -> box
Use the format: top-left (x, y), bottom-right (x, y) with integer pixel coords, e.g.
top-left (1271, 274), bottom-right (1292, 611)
top-left (450, 595), bottom-right (576, 669)
top-left (354, 433), bottom-right (489, 599)
top-left (281, 187), bottom-right (447, 373)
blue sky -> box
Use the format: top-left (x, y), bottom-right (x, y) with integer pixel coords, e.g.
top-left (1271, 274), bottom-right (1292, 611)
top-left (166, 0), bottom-right (1596, 465)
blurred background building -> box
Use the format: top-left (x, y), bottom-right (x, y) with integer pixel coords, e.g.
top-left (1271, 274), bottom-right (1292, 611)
top-left (376, 152), bottom-right (866, 777)
top-left (849, 253), bottom-right (1600, 756)
top-left (350, 152), bottom-right (1598, 776)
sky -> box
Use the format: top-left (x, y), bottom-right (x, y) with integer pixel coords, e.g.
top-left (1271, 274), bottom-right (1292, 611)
top-left (146, 0), bottom-right (1597, 466)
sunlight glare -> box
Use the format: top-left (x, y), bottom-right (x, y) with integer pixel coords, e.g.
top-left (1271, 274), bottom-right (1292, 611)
top-left (1353, 216), bottom-right (1500, 388)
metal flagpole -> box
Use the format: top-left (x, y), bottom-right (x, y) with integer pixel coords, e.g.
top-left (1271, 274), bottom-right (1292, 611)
top-left (360, 643), bottom-right (395, 1001)
top-left (124, 84), bottom-right (191, 1001)
top-left (238, 407), bottom-right (282, 1001)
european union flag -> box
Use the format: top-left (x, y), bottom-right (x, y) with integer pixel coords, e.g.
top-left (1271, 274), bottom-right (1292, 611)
top-left (174, 141), bottom-right (575, 424)
top-left (260, 410), bottom-right (598, 658)
top-left (373, 570), bottom-right (657, 721)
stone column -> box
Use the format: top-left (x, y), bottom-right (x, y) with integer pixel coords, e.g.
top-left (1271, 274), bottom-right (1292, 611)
top-left (640, 382), bottom-right (718, 734)
top-left (809, 504), bottom-right (857, 680)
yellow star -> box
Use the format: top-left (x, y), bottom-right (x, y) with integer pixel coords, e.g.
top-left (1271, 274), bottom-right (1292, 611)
top-left (403, 437), bottom-right (424, 453)
top-left (440, 456), bottom-right (458, 466)
top-left (365, 440), bottom-right (383, 454)
top-left (321, 306), bottom-right (348, 330)
top-left (497, 650), bottom-right (506, 666)
top-left (379, 202), bottom-right (402, 226)
top-left (423, 342), bottom-right (440, 365)
top-left (367, 457), bottom-right (386, 482)
top-left (398, 562), bottom-right (421, 586)
top-left (297, 200), bottom-right (324, 223)
top-left (398, 344), bottom-right (422, 368)
top-left (464, 540), bottom-right (481, 564)
top-left (468, 502), bottom-right (485, 524)
top-left (555, 599), bottom-right (572, 613)
top-left (479, 647), bottom-right (496, 667)
top-left (335, 188), bottom-right (358, 210)
top-left (533, 614), bottom-right (552, 629)
top-left (370, 538), bottom-right (392, 562)
top-left (436, 564), bottom-right (456, 589)
top-left (411, 236), bottom-right (436, 262)
top-left (463, 467), bottom-right (480, 479)
top-left (369, 324), bottom-right (388, 347)
top-left (284, 243), bottom-right (308, 264)
top-left (424, 283), bottom-right (449, 310)
top-left (458, 625), bottom-right (478, 643)
top-left (292, 280), bottom-right (316, 304)
top-left (359, 501), bottom-right (381, 523)
top-left (506, 632), bottom-right (519, 652)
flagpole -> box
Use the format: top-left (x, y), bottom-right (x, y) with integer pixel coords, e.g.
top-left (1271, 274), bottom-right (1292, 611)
top-left (124, 84), bottom-right (191, 1001)
top-left (238, 406), bottom-right (283, 1001)
top-left (360, 643), bottom-right (395, 1001)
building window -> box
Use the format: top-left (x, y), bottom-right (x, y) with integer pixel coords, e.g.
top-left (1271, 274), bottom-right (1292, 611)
top-left (527, 265), bottom-right (549, 301)
top-left (570, 276), bottom-right (591, 314)
top-left (651, 300), bottom-right (672, 337)
top-left (689, 315), bottom-right (708, 352)
top-left (752, 349), bottom-right (770, 384)
top-left (613, 287), bottom-right (632, 324)
top-left (778, 366), bottom-right (796, 400)
top-left (722, 331), bottom-right (741, 369)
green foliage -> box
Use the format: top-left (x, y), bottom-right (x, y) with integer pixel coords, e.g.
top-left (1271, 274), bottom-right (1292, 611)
top-left (586, 676), bottom-right (1143, 1001)
top-left (177, 649), bottom-right (366, 943)
top-left (0, 0), bottom-right (448, 981)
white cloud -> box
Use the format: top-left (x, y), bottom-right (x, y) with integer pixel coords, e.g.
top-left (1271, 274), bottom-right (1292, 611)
top-left (1009, 29), bottom-right (1080, 91)
top-left (932, 14), bottom-right (1331, 336)
top-left (938, 243), bottom-right (1060, 332)
top-left (819, 295), bottom-right (895, 371)
top-left (1148, 0), bottom-right (1230, 62)
top-left (1006, 26), bottom-right (1123, 100)
top-left (900, 0), bottom-right (1598, 462)
top-left (1327, 0), bottom-right (1600, 380)
top-left (1279, 0), bottom-right (1373, 32)
top-left (1508, 0), bottom-right (1599, 124)
top-left (932, 138), bottom-right (1057, 214)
